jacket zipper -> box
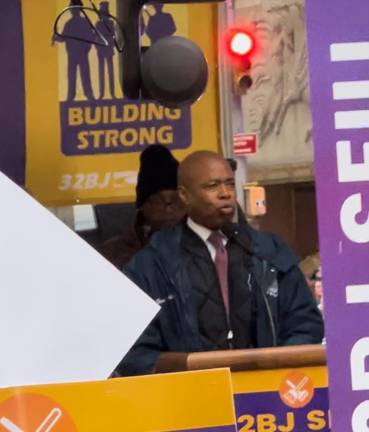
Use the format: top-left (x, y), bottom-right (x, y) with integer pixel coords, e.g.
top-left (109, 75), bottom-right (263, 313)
top-left (261, 261), bottom-right (277, 347)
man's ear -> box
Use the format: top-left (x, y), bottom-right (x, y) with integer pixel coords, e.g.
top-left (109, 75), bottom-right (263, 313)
top-left (178, 185), bottom-right (189, 206)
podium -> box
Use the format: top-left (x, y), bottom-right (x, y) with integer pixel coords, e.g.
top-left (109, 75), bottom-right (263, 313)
top-left (156, 345), bottom-right (330, 432)
top-left (156, 344), bottom-right (326, 373)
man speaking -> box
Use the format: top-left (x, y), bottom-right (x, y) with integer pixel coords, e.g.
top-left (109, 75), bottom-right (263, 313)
top-left (112, 151), bottom-right (324, 376)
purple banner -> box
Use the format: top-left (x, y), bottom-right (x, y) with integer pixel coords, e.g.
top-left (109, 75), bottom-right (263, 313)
top-left (235, 388), bottom-right (329, 431)
top-left (0, 0), bottom-right (25, 185)
top-left (306, 1), bottom-right (369, 430)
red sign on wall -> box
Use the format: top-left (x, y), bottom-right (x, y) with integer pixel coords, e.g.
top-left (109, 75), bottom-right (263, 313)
top-left (233, 133), bottom-right (258, 155)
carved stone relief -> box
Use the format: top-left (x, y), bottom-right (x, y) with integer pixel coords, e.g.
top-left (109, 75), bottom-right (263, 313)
top-left (236, 0), bottom-right (313, 182)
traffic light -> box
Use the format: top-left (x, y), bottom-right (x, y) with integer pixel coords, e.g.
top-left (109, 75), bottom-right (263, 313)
top-left (225, 28), bottom-right (254, 95)
top-left (117, 0), bottom-right (223, 107)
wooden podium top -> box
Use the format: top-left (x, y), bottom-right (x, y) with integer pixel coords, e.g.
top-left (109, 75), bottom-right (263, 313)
top-left (155, 344), bottom-right (326, 373)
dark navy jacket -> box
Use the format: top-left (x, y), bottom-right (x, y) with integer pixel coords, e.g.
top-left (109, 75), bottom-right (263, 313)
top-left (113, 223), bottom-right (324, 376)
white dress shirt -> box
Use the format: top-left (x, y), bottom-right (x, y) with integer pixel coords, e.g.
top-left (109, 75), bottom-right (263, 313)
top-left (186, 217), bottom-right (227, 261)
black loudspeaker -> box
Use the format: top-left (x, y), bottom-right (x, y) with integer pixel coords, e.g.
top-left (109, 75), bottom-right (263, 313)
top-left (141, 36), bottom-right (208, 107)
top-left (117, 0), bottom-right (222, 107)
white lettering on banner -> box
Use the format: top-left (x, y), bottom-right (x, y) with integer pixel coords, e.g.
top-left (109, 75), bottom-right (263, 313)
top-left (346, 285), bottom-right (369, 304)
top-left (330, 42), bottom-right (369, 61)
top-left (331, 40), bottom-right (369, 425)
top-left (335, 110), bottom-right (369, 129)
top-left (350, 338), bottom-right (369, 390)
top-left (340, 194), bottom-right (369, 243)
top-left (336, 141), bottom-right (369, 182)
top-left (352, 401), bottom-right (369, 431)
top-left (333, 81), bottom-right (369, 100)
top-left (58, 171), bottom-right (137, 192)
top-left (331, 42), bottom-right (369, 244)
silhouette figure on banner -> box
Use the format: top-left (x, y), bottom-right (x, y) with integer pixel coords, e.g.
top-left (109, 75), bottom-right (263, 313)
top-left (52, 0), bottom-right (95, 101)
top-left (95, 1), bottom-right (117, 99)
top-left (143, 4), bottom-right (176, 45)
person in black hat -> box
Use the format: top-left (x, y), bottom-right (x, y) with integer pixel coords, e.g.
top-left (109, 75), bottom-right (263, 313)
top-left (100, 145), bottom-right (186, 268)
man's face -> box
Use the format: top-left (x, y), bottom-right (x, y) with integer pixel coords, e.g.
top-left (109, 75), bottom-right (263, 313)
top-left (179, 158), bottom-right (236, 230)
top-left (141, 189), bottom-right (186, 231)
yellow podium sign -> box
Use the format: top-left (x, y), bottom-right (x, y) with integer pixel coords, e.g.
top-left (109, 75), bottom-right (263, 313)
top-left (0, 369), bottom-right (236, 431)
top-left (232, 366), bottom-right (329, 432)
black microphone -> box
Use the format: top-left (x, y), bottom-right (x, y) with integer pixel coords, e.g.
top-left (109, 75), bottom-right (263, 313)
top-left (223, 224), bottom-right (277, 346)
top-left (221, 223), bottom-right (251, 253)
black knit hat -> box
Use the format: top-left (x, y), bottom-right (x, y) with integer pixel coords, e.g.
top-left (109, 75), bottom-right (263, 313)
top-left (136, 145), bottom-right (179, 208)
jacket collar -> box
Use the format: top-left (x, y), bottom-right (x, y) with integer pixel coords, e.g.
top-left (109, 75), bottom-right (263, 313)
top-left (240, 224), bottom-right (299, 272)
top-left (148, 224), bottom-right (184, 276)
top-left (147, 222), bottom-right (299, 276)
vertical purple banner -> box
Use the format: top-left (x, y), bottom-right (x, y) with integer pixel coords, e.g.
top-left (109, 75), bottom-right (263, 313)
top-left (0, 0), bottom-right (25, 185)
top-left (306, 1), bottom-right (369, 430)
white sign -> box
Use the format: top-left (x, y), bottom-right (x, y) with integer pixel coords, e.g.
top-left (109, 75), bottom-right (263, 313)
top-left (0, 172), bottom-right (159, 388)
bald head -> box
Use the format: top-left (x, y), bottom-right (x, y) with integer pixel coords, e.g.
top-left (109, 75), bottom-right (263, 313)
top-left (177, 151), bottom-right (236, 229)
top-left (178, 151), bottom-right (231, 189)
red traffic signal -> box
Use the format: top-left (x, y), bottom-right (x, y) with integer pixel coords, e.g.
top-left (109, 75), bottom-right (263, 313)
top-left (226, 28), bottom-right (255, 59)
top-left (224, 28), bottom-right (254, 95)
top-left (229, 31), bottom-right (254, 57)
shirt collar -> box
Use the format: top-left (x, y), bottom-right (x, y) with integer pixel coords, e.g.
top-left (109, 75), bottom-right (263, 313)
top-left (186, 217), bottom-right (212, 244)
top-left (186, 217), bottom-right (227, 245)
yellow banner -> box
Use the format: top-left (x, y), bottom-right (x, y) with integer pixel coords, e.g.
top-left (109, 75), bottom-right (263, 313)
top-left (0, 369), bottom-right (236, 431)
top-left (22, 0), bottom-right (219, 206)
top-left (232, 367), bottom-right (330, 431)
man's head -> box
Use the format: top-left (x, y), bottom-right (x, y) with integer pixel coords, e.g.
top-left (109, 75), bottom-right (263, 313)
top-left (136, 145), bottom-right (185, 231)
top-left (99, 1), bottom-right (110, 14)
top-left (154, 4), bottom-right (164, 13)
top-left (178, 151), bottom-right (236, 230)
top-left (69, 0), bottom-right (84, 18)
